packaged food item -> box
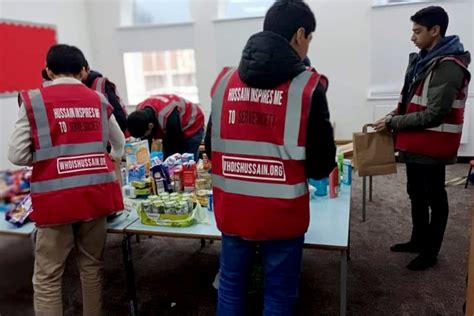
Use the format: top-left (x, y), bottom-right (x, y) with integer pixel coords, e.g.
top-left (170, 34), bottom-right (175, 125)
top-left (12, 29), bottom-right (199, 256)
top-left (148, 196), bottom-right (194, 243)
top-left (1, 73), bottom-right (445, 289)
top-left (151, 164), bottom-right (171, 192)
top-left (152, 200), bottom-right (165, 214)
top-left (176, 201), bottom-right (188, 214)
top-left (182, 163), bottom-right (197, 193)
top-left (128, 164), bottom-right (146, 182)
top-left (150, 151), bottom-right (164, 167)
top-left (342, 159), bottom-right (352, 185)
top-left (5, 195), bottom-right (33, 227)
top-left (142, 201), bottom-right (153, 214)
top-left (135, 188), bottom-right (151, 196)
top-left (164, 153), bottom-right (182, 168)
top-left (131, 180), bottom-right (147, 189)
top-left (208, 192), bottom-right (213, 211)
top-left (159, 192), bottom-right (170, 200)
top-left (182, 196), bottom-right (193, 212)
top-left (196, 190), bottom-right (209, 207)
top-left (169, 192), bottom-right (179, 199)
top-left (125, 140), bottom-right (151, 176)
top-left (120, 166), bottom-right (128, 185)
top-left (122, 185), bottom-right (136, 198)
top-left (195, 178), bottom-right (208, 190)
top-left (314, 178), bottom-right (328, 197)
top-left (329, 168), bottom-right (339, 199)
top-left (202, 153), bottom-right (212, 171)
top-left (164, 201), bottom-right (176, 214)
top-left (153, 173), bottom-right (166, 194)
top-left (181, 153), bottom-right (195, 163)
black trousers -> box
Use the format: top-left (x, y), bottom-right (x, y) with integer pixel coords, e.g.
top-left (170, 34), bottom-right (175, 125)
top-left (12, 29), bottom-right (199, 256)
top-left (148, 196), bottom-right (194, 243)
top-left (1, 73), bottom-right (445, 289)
top-left (406, 163), bottom-right (448, 258)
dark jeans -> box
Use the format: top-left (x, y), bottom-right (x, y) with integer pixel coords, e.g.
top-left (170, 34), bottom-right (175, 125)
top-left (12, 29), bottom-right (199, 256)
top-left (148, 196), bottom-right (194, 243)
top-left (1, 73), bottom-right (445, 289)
top-left (183, 128), bottom-right (204, 161)
top-left (406, 163), bottom-right (448, 258)
top-left (217, 234), bottom-right (304, 316)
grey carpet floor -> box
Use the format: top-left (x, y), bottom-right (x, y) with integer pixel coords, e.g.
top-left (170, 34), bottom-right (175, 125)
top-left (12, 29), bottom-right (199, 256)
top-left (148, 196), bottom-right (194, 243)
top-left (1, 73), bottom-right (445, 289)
top-left (0, 163), bottom-right (473, 315)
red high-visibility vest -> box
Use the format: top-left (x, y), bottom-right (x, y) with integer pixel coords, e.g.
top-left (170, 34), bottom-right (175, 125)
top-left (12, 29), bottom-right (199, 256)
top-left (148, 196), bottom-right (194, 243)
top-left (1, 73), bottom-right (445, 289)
top-left (21, 84), bottom-right (124, 226)
top-left (395, 57), bottom-right (470, 160)
top-left (91, 77), bottom-right (128, 116)
top-left (91, 77), bottom-right (130, 137)
top-left (137, 94), bottom-right (204, 139)
top-left (211, 67), bottom-right (326, 240)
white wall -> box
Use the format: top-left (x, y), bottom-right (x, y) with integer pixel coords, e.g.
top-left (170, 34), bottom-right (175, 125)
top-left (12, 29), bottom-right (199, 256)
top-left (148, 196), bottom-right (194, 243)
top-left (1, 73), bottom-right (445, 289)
top-left (0, 0), bottom-right (92, 169)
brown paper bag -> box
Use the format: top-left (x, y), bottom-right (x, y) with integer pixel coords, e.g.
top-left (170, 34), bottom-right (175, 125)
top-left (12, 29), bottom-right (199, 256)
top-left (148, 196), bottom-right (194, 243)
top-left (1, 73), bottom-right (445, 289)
top-left (352, 124), bottom-right (397, 177)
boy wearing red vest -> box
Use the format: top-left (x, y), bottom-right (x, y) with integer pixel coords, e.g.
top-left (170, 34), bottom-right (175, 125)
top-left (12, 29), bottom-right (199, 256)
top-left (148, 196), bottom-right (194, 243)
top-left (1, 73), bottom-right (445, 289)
top-left (127, 94), bottom-right (205, 160)
top-left (82, 61), bottom-right (128, 134)
top-left (206, 0), bottom-right (336, 314)
top-left (374, 6), bottom-right (470, 271)
top-left (8, 44), bottom-right (125, 315)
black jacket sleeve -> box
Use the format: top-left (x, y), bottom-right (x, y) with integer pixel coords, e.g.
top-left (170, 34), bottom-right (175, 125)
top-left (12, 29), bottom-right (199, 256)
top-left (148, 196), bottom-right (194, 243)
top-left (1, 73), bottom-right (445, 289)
top-left (204, 115), bottom-right (212, 159)
top-left (306, 84), bottom-right (336, 180)
top-left (104, 84), bottom-right (127, 132)
top-left (162, 108), bottom-right (184, 158)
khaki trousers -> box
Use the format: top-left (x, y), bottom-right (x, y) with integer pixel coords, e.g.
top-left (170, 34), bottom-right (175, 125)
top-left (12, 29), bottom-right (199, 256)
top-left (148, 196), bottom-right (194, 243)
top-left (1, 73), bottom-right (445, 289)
top-left (33, 217), bottom-right (107, 316)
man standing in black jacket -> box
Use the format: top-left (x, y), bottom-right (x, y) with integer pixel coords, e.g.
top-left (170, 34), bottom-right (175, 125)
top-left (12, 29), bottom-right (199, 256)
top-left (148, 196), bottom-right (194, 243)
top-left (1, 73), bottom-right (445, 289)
top-left (205, 0), bottom-right (336, 314)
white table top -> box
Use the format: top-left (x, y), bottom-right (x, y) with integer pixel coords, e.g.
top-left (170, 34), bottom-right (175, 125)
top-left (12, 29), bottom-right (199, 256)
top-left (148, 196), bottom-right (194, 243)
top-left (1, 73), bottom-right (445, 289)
top-left (125, 208), bottom-right (221, 239)
top-left (125, 185), bottom-right (351, 250)
top-left (0, 215), bottom-right (36, 237)
top-left (305, 185), bottom-right (351, 250)
top-left (107, 211), bottom-right (139, 233)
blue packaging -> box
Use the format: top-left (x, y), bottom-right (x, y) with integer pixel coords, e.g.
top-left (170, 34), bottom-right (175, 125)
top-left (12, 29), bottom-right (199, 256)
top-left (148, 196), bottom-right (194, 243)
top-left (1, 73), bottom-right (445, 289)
top-left (342, 159), bottom-right (352, 185)
top-left (208, 193), bottom-right (213, 211)
top-left (314, 178), bottom-right (328, 197)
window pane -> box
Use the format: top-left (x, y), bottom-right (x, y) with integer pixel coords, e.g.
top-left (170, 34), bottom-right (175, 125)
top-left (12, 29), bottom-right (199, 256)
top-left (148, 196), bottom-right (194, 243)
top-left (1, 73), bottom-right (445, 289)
top-left (134, 0), bottom-right (191, 25)
top-left (221, 0), bottom-right (274, 19)
top-left (123, 49), bottom-right (199, 106)
top-left (373, 0), bottom-right (432, 6)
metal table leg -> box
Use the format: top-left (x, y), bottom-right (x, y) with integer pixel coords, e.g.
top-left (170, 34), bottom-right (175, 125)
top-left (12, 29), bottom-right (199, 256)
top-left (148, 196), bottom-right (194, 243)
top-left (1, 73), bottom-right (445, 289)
top-left (340, 250), bottom-right (348, 316)
top-left (122, 234), bottom-right (138, 315)
top-left (369, 176), bottom-right (373, 202)
top-left (362, 176), bottom-right (367, 222)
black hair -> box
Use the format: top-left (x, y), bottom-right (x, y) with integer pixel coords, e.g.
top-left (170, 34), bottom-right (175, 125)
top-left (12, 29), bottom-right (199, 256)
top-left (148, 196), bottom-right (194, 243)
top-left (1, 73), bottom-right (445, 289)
top-left (41, 68), bottom-right (50, 81)
top-left (127, 110), bottom-right (153, 138)
top-left (411, 6), bottom-right (449, 37)
top-left (46, 44), bottom-right (86, 76)
top-left (263, 0), bottom-right (316, 41)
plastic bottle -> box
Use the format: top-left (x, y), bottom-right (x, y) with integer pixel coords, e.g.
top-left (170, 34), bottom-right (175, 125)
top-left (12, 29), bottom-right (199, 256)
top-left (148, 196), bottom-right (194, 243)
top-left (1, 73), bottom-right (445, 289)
top-left (336, 149), bottom-right (344, 181)
top-left (314, 178), bottom-right (328, 197)
top-left (329, 167), bottom-right (339, 198)
top-left (342, 159), bottom-right (352, 185)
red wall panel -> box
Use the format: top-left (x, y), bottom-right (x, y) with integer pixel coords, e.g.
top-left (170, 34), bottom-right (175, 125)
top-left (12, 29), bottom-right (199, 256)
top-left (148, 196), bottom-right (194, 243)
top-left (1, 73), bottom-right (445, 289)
top-left (0, 20), bottom-right (57, 94)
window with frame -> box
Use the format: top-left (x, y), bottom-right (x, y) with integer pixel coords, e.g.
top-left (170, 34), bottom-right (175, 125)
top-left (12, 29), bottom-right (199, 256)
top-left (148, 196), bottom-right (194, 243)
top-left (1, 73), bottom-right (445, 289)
top-left (373, 0), bottom-right (433, 6)
top-left (218, 0), bottom-right (274, 19)
top-left (123, 49), bottom-right (198, 106)
top-left (132, 0), bottom-right (192, 25)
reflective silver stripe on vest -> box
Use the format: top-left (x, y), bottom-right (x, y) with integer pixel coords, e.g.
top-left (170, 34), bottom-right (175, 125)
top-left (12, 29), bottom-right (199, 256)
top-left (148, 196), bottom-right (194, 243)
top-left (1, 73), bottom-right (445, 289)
top-left (28, 90), bottom-right (52, 148)
top-left (31, 171), bottom-right (117, 194)
top-left (410, 69), bottom-right (466, 109)
top-left (183, 103), bottom-right (197, 131)
top-left (157, 100), bottom-right (183, 130)
top-left (95, 77), bottom-right (106, 92)
top-left (33, 142), bottom-right (106, 162)
top-left (411, 95), bottom-right (466, 109)
top-left (211, 68), bottom-right (235, 139)
top-left (213, 138), bottom-right (305, 160)
top-left (94, 91), bottom-right (110, 147)
top-left (213, 175), bottom-right (307, 199)
top-left (284, 71), bottom-right (314, 146)
top-left (427, 123), bottom-right (464, 133)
